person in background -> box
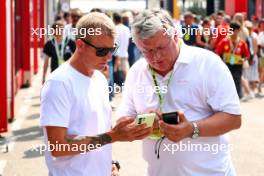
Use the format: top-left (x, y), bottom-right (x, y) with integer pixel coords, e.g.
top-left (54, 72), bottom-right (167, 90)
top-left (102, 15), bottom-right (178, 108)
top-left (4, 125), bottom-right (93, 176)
top-left (113, 12), bottom-right (130, 80)
top-left (257, 19), bottom-right (264, 97)
top-left (63, 12), bottom-right (71, 24)
top-left (212, 14), bottom-right (230, 49)
top-left (64, 8), bottom-right (82, 40)
top-left (215, 21), bottom-right (250, 98)
top-left (214, 10), bottom-right (225, 28)
top-left (42, 20), bottom-right (76, 84)
top-left (181, 11), bottom-right (198, 46)
top-left (90, 8), bottom-right (103, 13)
top-left (251, 15), bottom-right (259, 34)
top-left (233, 13), bottom-right (253, 99)
top-left (243, 21), bottom-right (259, 99)
top-left (112, 160), bottom-right (120, 176)
top-left (233, 13), bottom-right (249, 43)
top-left (55, 14), bottom-right (62, 21)
top-left (122, 11), bottom-right (137, 67)
top-left (196, 18), bottom-right (214, 50)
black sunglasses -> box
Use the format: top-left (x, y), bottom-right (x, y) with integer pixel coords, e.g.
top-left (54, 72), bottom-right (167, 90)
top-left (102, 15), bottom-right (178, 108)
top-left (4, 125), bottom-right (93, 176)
top-left (71, 14), bottom-right (81, 19)
top-left (80, 38), bottom-right (118, 57)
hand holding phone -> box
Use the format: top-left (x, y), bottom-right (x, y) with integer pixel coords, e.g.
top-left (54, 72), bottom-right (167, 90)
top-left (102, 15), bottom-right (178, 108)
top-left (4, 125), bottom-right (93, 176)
top-left (136, 113), bottom-right (156, 128)
top-left (162, 112), bottom-right (179, 124)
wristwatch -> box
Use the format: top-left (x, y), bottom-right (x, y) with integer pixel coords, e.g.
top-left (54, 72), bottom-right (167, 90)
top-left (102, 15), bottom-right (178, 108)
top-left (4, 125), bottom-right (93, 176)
top-left (191, 122), bottom-right (200, 139)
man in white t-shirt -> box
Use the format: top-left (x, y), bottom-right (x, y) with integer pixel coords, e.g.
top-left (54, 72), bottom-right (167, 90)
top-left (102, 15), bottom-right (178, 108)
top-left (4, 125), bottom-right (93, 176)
top-left (64, 8), bottom-right (82, 41)
top-left (40, 12), bottom-right (152, 176)
top-left (113, 12), bottom-right (131, 78)
top-left (117, 9), bottom-right (241, 176)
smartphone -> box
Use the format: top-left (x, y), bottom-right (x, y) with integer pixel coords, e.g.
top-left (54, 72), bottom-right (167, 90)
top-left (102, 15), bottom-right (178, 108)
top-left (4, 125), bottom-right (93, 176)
top-left (136, 113), bottom-right (156, 128)
top-left (162, 112), bottom-right (179, 124)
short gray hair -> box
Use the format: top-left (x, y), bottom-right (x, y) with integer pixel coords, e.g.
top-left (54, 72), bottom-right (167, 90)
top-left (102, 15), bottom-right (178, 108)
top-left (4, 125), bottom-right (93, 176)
top-left (131, 9), bottom-right (175, 40)
top-left (76, 12), bottom-right (116, 40)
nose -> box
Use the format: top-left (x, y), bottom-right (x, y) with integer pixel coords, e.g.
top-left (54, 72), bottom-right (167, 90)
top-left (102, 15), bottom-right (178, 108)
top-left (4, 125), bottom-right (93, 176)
top-left (104, 52), bottom-right (112, 62)
top-left (152, 50), bottom-right (162, 61)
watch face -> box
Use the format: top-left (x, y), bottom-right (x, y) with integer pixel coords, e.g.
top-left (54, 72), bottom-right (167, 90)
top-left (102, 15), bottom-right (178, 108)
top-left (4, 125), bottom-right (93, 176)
top-left (192, 133), bottom-right (199, 139)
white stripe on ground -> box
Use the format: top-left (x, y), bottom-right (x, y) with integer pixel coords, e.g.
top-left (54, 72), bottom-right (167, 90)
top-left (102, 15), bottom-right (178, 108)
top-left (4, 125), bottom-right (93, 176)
top-left (7, 86), bottom-right (34, 152)
top-left (0, 160), bottom-right (7, 176)
top-left (12, 105), bottom-right (29, 127)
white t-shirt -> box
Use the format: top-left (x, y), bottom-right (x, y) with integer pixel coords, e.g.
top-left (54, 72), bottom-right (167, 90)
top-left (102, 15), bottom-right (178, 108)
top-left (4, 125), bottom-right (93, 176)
top-left (64, 24), bottom-right (76, 41)
top-left (258, 31), bottom-right (264, 45)
top-left (40, 63), bottom-right (112, 176)
top-left (117, 42), bottom-right (240, 176)
top-left (115, 24), bottom-right (130, 58)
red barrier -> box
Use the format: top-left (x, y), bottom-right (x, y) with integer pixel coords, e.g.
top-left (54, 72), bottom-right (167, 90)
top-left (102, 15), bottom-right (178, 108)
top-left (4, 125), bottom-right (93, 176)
top-left (0, 0), bottom-right (8, 133)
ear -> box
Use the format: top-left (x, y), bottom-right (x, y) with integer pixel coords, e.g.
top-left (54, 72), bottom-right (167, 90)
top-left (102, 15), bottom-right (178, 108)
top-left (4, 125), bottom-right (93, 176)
top-left (173, 30), bottom-right (178, 40)
top-left (75, 39), bottom-right (84, 49)
top-left (173, 32), bottom-right (179, 43)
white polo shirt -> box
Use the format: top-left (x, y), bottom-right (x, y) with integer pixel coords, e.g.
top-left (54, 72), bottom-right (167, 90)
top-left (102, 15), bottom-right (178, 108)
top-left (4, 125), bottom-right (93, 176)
top-left (117, 42), bottom-right (240, 176)
top-left (40, 63), bottom-right (112, 176)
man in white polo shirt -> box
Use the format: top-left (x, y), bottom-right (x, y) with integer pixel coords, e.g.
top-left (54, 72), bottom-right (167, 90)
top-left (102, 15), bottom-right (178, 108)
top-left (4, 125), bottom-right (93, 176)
top-left (40, 12), bottom-right (152, 176)
top-left (117, 9), bottom-right (241, 176)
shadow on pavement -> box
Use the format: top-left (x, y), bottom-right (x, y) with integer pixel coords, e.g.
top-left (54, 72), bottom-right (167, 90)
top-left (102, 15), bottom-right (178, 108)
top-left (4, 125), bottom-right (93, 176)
top-left (27, 113), bottom-right (40, 120)
top-left (23, 146), bottom-right (45, 159)
top-left (12, 126), bottom-right (43, 142)
top-left (31, 96), bottom-right (40, 100)
top-left (32, 103), bottom-right (40, 107)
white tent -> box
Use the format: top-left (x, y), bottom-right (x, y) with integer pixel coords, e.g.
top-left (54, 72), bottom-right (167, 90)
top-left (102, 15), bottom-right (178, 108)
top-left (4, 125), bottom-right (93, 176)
top-left (70, 0), bottom-right (146, 13)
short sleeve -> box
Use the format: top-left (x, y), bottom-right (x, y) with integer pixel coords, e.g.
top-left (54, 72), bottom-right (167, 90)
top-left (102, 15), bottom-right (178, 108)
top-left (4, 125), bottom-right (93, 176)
top-left (214, 40), bottom-right (224, 56)
top-left (116, 68), bottom-right (137, 118)
top-left (43, 41), bottom-right (53, 58)
top-left (257, 33), bottom-right (264, 45)
top-left (40, 80), bottom-right (72, 127)
top-left (206, 57), bottom-right (241, 115)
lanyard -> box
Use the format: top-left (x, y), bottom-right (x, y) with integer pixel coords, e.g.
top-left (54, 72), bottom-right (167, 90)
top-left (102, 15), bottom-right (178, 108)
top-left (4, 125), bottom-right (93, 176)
top-left (229, 37), bottom-right (239, 55)
top-left (54, 37), bottom-right (66, 64)
top-left (149, 40), bottom-right (182, 112)
top-left (149, 67), bottom-right (174, 112)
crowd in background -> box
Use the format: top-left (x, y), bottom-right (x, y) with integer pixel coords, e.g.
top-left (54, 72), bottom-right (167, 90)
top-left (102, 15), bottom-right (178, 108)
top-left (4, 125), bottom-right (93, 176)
top-left (42, 8), bottom-right (264, 105)
top-left (43, 8), bottom-right (264, 103)
top-left (39, 8), bottom-right (264, 176)
top-left (180, 10), bottom-right (264, 102)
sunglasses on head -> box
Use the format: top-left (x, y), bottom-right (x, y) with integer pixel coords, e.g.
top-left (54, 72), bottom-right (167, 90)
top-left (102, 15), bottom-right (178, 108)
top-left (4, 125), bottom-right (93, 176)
top-left (80, 38), bottom-right (118, 57)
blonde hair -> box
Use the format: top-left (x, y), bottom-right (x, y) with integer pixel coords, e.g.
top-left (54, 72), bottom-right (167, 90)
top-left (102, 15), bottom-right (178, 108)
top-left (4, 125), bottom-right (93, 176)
top-left (76, 12), bottom-right (116, 40)
top-left (233, 13), bottom-right (244, 25)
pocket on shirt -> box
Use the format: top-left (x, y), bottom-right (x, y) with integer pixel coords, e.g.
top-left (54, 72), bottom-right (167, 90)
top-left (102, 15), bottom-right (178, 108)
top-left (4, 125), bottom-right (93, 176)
top-left (172, 80), bottom-right (203, 109)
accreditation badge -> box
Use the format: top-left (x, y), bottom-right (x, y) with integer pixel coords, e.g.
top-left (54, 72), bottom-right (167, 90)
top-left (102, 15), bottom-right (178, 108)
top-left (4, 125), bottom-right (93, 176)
top-left (230, 55), bottom-right (235, 65)
top-left (148, 129), bottom-right (163, 140)
top-left (58, 58), bottom-right (64, 65)
top-left (184, 33), bottom-right (190, 41)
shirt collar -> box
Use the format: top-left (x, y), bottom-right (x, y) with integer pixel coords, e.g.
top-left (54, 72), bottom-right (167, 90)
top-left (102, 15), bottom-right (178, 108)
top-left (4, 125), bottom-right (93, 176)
top-left (174, 39), bottom-right (193, 66)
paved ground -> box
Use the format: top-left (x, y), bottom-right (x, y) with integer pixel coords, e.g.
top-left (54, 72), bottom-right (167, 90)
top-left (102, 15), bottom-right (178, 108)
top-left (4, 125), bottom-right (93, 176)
top-left (0, 66), bottom-right (264, 176)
